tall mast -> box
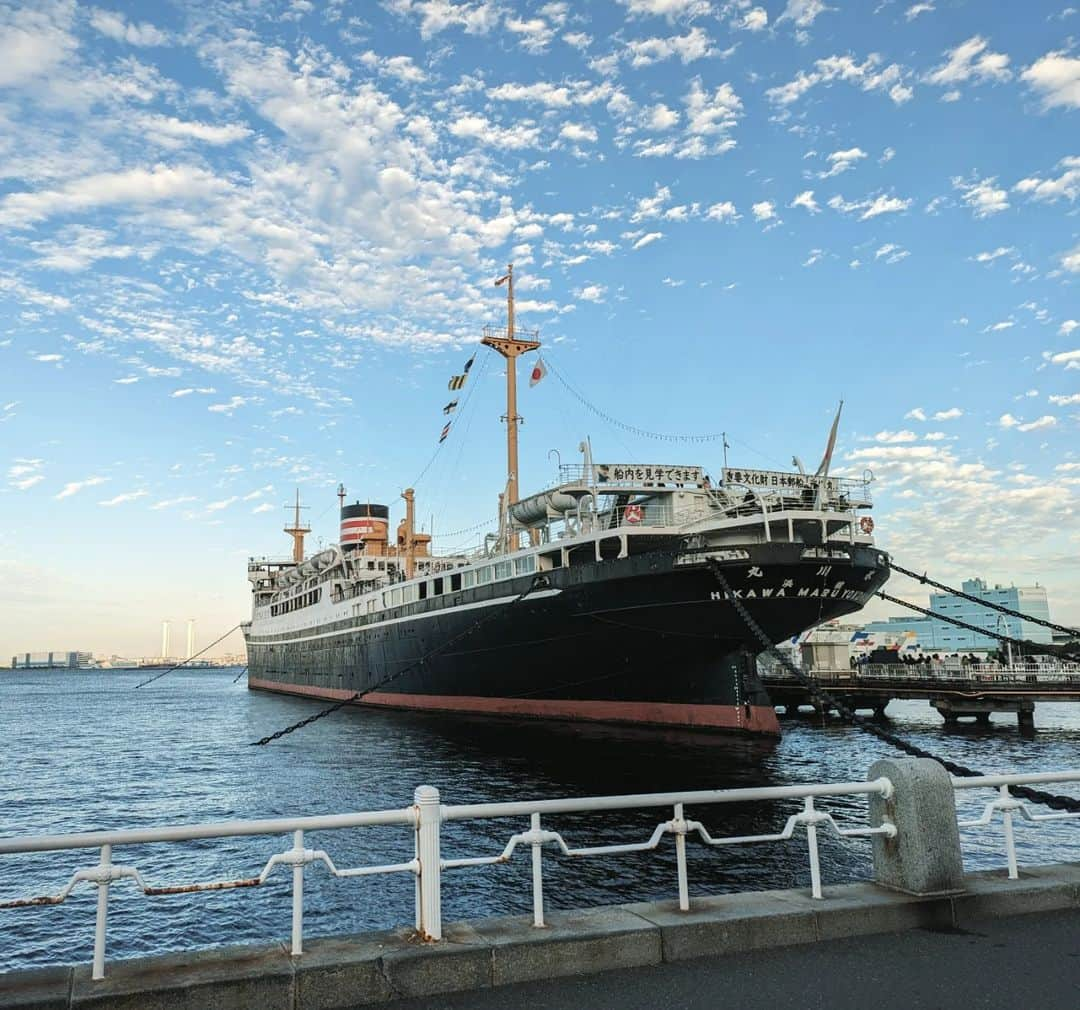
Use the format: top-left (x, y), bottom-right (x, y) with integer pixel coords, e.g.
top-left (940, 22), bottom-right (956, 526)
top-left (481, 263), bottom-right (540, 514)
top-left (283, 487), bottom-right (311, 564)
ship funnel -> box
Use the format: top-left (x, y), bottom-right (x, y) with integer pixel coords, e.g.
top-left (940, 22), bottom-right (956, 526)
top-left (340, 502), bottom-right (390, 553)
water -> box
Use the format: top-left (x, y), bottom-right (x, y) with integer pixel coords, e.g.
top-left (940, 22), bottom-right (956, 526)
top-left (1, 668), bottom-right (1077, 973)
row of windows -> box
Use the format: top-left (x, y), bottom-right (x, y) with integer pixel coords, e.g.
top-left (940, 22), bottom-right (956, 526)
top-left (271, 588), bottom-right (322, 617)
top-left (380, 554), bottom-right (538, 610)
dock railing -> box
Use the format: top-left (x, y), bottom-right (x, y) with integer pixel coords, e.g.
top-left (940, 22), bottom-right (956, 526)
top-left (1, 765), bottom-right (1077, 980)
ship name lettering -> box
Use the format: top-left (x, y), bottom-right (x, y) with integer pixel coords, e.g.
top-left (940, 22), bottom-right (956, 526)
top-left (797, 588), bottom-right (811, 597)
top-left (710, 591), bottom-right (725, 601)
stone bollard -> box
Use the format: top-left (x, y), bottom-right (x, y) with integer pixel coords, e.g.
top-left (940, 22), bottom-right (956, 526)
top-left (868, 758), bottom-right (964, 896)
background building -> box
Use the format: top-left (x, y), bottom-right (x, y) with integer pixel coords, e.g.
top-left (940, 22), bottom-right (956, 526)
top-left (10, 651), bottom-right (94, 670)
top-left (862, 578), bottom-right (1052, 653)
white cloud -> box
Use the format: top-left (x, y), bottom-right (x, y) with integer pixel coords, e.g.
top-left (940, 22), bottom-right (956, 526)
top-left (874, 243), bottom-right (909, 264)
top-left (560, 122), bottom-right (598, 144)
top-left (151, 496), bottom-right (198, 510)
top-left (738, 8), bottom-right (768, 31)
top-left (623, 27), bottom-right (714, 67)
top-left (790, 190), bottom-right (820, 213)
top-left (778, 1), bottom-right (832, 29)
top-left (253, 502), bottom-right (275, 514)
top-left (632, 232), bottom-right (663, 249)
top-left (905, 3), bottom-right (935, 20)
top-left (576, 284), bottom-right (606, 302)
top-left (767, 53), bottom-right (911, 106)
top-left (384, 0), bottom-right (501, 39)
top-left (1049, 393), bottom-right (1080, 406)
top-left (206, 496), bottom-right (239, 512)
top-left (618, 0), bottom-right (712, 19)
top-left (1013, 156), bottom-right (1080, 204)
top-left (953, 176), bottom-right (1009, 218)
top-left (925, 36), bottom-right (1011, 89)
top-left (933, 407), bottom-right (963, 420)
top-left (973, 246), bottom-right (1015, 263)
top-left (1064, 246), bottom-right (1080, 274)
top-left (705, 201), bottom-right (738, 222)
top-left (98, 490), bottom-right (148, 507)
top-left (1060, 320), bottom-right (1079, 337)
top-left (803, 248), bottom-right (824, 267)
top-left (874, 430), bottom-right (918, 443)
top-left (905, 407), bottom-right (928, 421)
top-left (1021, 51), bottom-right (1080, 110)
top-left (751, 201), bottom-right (776, 222)
top-left (820, 147), bottom-right (867, 178)
top-left (88, 9), bottom-right (169, 46)
top-left (827, 192), bottom-right (912, 220)
top-left (56, 476), bottom-right (109, 500)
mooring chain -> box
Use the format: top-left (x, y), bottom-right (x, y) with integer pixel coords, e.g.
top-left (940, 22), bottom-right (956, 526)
top-left (231, 666), bottom-right (248, 685)
top-left (890, 563), bottom-right (1080, 640)
top-left (710, 564), bottom-right (1080, 814)
top-left (877, 590), bottom-right (1080, 666)
top-left (249, 575), bottom-right (551, 746)
top-left (134, 625), bottom-right (242, 689)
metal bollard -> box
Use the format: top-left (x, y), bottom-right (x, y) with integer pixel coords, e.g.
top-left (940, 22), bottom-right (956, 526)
top-left (414, 786), bottom-right (442, 940)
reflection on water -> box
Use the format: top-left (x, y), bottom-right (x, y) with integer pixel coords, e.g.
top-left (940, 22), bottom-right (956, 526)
top-left (1, 668), bottom-right (1077, 972)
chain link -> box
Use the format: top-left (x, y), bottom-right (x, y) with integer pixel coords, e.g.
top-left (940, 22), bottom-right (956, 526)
top-left (890, 563), bottom-right (1080, 640)
top-left (710, 564), bottom-right (1080, 814)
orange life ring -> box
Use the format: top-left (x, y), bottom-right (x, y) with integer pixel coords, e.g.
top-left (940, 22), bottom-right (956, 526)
top-left (859, 516), bottom-right (875, 534)
top-left (625, 504), bottom-right (643, 525)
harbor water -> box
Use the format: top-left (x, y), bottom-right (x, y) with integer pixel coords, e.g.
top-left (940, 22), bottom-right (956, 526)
top-left (1, 667), bottom-right (1078, 973)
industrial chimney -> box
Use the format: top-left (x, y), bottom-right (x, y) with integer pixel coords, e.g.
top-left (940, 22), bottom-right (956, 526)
top-left (186, 619), bottom-right (195, 661)
top-left (161, 620), bottom-right (171, 661)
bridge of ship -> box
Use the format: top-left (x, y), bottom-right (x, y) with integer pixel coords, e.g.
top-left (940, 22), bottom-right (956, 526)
top-left (507, 464), bottom-right (876, 551)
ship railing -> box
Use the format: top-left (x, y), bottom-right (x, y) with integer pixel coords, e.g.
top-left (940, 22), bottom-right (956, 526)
top-left (3, 769), bottom-right (1079, 980)
top-left (797, 664), bottom-right (1080, 686)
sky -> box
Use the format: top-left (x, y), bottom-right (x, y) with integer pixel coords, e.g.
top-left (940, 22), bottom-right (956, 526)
top-left (1, 0), bottom-right (1078, 661)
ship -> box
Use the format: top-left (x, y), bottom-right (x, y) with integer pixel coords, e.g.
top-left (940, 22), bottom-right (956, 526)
top-left (243, 267), bottom-right (891, 736)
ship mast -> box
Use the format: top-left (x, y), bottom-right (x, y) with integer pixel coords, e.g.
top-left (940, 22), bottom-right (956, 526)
top-left (283, 487), bottom-right (311, 564)
top-left (481, 264), bottom-right (540, 529)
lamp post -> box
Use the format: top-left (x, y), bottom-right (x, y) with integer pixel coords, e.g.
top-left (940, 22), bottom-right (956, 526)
top-left (995, 615), bottom-right (1014, 669)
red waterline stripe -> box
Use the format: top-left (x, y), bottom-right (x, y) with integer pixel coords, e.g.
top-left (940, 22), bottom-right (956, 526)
top-left (247, 678), bottom-right (780, 735)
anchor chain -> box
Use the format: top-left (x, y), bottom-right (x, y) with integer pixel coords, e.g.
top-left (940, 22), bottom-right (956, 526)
top-left (249, 575), bottom-right (551, 745)
top-left (710, 563), bottom-right (1080, 815)
top-left (890, 563), bottom-right (1080, 641)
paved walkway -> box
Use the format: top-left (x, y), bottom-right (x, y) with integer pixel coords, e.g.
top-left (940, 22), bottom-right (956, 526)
top-left (387, 909), bottom-right (1080, 1010)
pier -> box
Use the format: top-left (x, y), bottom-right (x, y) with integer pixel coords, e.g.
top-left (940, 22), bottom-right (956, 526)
top-left (762, 662), bottom-right (1080, 728)
top-left (1, 760), bottom-right (1077, 1008)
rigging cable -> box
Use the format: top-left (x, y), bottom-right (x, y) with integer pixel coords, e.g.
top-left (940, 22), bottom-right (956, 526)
top-left (710, 563), bottom-right (1080, 814)
top-left (248, 574), bottom-right (550, 745)
top-left (133, 625), bottom-right (242, 689)
top-left (889, 563), bottom-right (1080, 640)
top-left (544, 356), bottom-right (728, 444)
top-left (876, 590), bottom-right (1080, 665)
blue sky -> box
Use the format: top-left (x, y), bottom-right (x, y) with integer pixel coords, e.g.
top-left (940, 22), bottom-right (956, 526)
top-left (1, 0), bottom-right (1078, 660)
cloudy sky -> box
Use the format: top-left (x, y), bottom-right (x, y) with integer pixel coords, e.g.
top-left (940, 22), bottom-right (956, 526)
top-left (1, 0), bottom-right (1078, 660)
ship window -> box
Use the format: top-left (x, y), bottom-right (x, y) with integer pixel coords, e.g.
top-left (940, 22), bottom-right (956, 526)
top-left (451, 573), bottom-right (462, 591)
top-left (433, 577), bottom-right (444, 595)
top-left (514, 555), bottom-right (535, 576)
top-left (419, 581), bottom-right (428, 600)
top-left (391, 588), bottom-right (403, 607)
top-left (403, 584), bottom-right (419, 604)
top-left (367, 561), bottom-right (375, 570)
top-left (477, 566), bottom-right (492, 585)
top-left (463, 570), bottom-right (476, 589)
top-left (494, 561), bottom-right (512, 580)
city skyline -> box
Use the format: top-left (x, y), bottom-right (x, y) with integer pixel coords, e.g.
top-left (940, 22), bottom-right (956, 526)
top-left (2, 0), bottom-right (1079, 659)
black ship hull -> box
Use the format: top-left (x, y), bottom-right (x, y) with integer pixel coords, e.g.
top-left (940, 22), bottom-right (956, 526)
top-left (245, 541), bottom-right (890, 736)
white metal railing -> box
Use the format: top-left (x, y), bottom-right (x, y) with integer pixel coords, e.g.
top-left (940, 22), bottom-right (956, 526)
top-left (0, 779), bottom-right (895, 980)
top-left (953, 771), bottom-right (1080, 879)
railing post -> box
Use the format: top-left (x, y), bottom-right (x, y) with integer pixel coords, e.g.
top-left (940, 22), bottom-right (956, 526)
top-left (414, 786), bottom-right (442, 940)
top-left (804, 797), bottom-right (822, 899)
top-left (1000, 785), bottom-right (1019, 879)
top-left (291, 829), bottom-right (304, 956)
top-left (673, 803), bottom-right (690, 911)
top-left (530, 812), bottom-right (545, 927)
top-left (92, 844), bottom-right (111, 981)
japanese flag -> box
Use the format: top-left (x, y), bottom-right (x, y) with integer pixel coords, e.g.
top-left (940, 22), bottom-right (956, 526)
top-left (529, 356), bottom-right (547, 388)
